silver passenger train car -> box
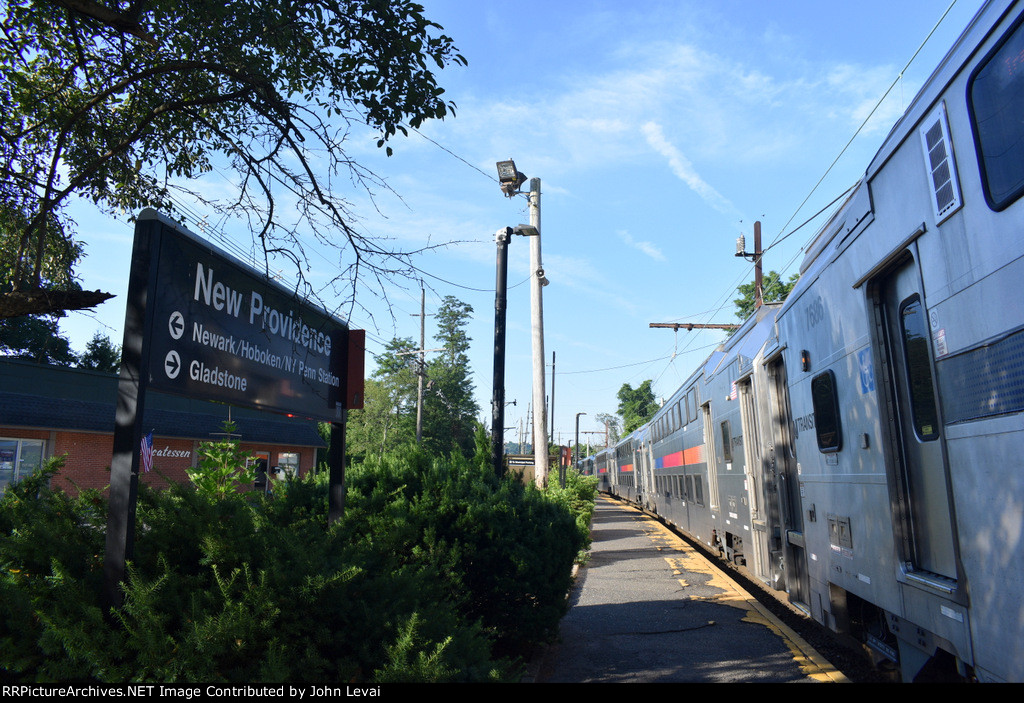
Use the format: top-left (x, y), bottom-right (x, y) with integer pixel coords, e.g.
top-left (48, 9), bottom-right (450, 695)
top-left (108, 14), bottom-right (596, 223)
top-left (579, 0), bottom-right (1024, 681)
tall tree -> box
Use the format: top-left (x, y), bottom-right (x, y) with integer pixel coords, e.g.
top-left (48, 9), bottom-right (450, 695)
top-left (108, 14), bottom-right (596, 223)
top-left (347, 298), bottom-right (479, 460)
top-left (78, 331), bottom-right (120, 372)
top-left (1, 0), bottom-right (466, 318)
top-left (617, 380), bottom-right (657, 434)
top-left (344, 378), bottom-right (408, 463)
top-left (422, 296), bottom-right (478, 458)
top-left (346, 337), bottom-right (419, 462)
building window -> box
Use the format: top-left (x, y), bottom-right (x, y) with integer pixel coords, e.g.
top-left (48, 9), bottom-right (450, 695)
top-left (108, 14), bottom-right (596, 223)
top-left (277, 452), bottom-right (300, 477)
top-left (0, 438), bottom-right (45, 492)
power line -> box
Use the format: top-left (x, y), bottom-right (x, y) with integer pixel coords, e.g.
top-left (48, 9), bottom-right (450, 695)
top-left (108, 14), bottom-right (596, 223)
top-left (411, 127), bottom-right (500, 185)
top-left (668, 1), bottom-right (963, 341)
top-left (767, 0), bottom-right (961, 251)
top-left (558, 355), bottom-right (674, 376)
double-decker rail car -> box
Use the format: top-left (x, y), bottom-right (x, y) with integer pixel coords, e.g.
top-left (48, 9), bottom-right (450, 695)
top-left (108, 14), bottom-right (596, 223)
top-left (589, 446), bottom-right (612, 493)
top-left (576, 0), bottom-right (1024, 681)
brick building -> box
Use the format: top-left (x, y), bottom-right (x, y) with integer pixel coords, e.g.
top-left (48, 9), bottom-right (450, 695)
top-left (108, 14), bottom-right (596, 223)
top-left (0, 359), bottom-right (325, 495)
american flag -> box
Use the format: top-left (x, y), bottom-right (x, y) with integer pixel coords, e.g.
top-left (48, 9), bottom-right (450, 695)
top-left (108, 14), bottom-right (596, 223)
top-left (140, 431), bottom-right (154, 473)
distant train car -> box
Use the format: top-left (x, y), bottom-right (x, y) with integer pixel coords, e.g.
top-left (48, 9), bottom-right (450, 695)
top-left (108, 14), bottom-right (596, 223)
top-left (589, 447), bottom-right (612, 493)
top-left (583, 0), bottom-right (1024, 681)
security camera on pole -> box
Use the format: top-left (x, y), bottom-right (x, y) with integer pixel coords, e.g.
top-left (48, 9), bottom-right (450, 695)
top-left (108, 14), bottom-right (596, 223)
top-left (496, 159), bottom-right (549, 487)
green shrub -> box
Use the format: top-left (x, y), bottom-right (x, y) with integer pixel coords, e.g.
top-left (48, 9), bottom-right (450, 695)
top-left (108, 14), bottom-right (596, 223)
top-left (0, 441), bottom-right (594, 682)
top-left (186, 421), bottom-right (255, 498)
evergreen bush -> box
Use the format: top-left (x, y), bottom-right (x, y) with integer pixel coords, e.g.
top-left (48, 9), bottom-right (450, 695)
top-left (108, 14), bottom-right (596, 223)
top-left (0, 439), bottom-right (595, 682)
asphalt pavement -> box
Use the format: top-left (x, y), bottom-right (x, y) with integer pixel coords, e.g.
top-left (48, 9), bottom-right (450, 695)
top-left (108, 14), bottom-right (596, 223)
top-left (534, 496), bottom-right (849, 683)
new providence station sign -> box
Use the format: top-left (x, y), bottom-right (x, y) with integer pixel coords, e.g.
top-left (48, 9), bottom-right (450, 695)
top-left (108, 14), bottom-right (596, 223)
top-left (144, 215), bottom-right (353, 419)
top-left (104, 209), bottom-right (364, 608)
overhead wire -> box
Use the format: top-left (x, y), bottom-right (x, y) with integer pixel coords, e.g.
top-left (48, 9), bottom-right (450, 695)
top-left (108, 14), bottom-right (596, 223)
top-left (603, 0), bottom-right (966, 406)
top-left (765, 0), bottom-right (961, 253)
top-left (667, 0), bottom-right (963, 340)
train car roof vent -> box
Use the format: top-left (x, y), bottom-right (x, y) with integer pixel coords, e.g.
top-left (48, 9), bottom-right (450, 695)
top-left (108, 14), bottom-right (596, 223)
top-left (919, 102), bottom-right (962, 224)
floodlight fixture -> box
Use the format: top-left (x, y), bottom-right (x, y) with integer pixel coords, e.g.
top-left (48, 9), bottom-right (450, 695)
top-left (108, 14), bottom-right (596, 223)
top-left (513, 223), bottom-right (539, 237)
top-left (496, 159), bottom-right (527, 197)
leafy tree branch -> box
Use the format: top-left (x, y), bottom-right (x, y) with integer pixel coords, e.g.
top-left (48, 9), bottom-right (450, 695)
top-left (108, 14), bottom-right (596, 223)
top-left (1, 0), bottom-right (467, 318)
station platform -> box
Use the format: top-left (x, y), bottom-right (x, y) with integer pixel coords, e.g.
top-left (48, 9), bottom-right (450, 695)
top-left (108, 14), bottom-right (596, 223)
top-left (534, 496), bottom-right (849, 683)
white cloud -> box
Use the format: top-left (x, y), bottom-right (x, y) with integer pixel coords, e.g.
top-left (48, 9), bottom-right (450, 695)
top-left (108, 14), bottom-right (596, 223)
top-left (640, 121), bottom-right (741, 218)
top-left (617, 230), bottom-right (665, 262)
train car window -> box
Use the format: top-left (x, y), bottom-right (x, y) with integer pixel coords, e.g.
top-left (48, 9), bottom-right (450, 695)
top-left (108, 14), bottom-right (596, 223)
top-left (969, 13), bottom-right (1024, 210)
top-left (720, 420), bottom-right (733, 462)
top-left (811, 370), bottom-right (843, 452)
top-left (900, 297), bottom-right (940, 441)
top-left (693, 475), bottom-right (704, 506)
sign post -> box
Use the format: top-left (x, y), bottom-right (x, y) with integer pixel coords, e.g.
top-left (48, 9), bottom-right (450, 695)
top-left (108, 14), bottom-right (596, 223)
top-left (103, 209), bottom-right (363, 610)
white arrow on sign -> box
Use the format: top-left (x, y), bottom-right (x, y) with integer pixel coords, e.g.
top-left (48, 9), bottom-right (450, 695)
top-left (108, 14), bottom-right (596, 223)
top-left (164, 350), bottom-right (181, 379)
top-left (168, 311), bottom-right (185, 340)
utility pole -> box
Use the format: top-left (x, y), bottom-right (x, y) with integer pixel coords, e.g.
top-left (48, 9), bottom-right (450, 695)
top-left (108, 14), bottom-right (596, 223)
top-left (550, 351), bottom-right (556, 441)
top-left (527, 177), bottom-right (549, 487)
top-left (735, 220), bottom-right (764, 309)
top-left (579, 430), bottom-right (605, 458)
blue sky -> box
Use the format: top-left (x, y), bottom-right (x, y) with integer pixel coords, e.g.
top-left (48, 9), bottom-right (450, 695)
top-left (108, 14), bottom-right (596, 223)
top-left (61, 0), bottom-right (985, 447)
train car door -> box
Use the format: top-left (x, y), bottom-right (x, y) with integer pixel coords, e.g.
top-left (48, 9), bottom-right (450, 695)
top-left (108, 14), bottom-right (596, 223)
top-left (738, 377), bottom-right (767, 582)
top-left (633, 439), bottom-right (645, 506)
top-left (877, 257), bottom-right (958, 581)
top-left (701, 402), bottom-right (721, 514)
top-left (767, 356), bottom-right (810, 609)
top-left (641, 439), bottom-right (656, 511)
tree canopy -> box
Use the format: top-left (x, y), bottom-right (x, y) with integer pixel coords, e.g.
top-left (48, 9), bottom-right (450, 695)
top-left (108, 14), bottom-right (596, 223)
top-left (77, 331), bottom-right (120, 372)
top-left (0, 314), bottom-right (77, 365)
top-left (617, 380), bottom-right (657, 435)
top-left (1, 0), bottom-right (466, 318)
top-left (345, 296), bottom-right (479, 461)
top-left (422, 296), bottom-right (478, 457)
top-left (733, 270), bottom-right (799, 322)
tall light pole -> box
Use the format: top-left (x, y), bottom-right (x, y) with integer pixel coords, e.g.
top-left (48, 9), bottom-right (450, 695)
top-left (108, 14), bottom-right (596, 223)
top-left (527, 177), bottom-right (549, 487)
top-left (491, 227), bottom-right (512, 477)
top-left (574, 412), bottom-right (587, 467)
top-left (415, 286), bottom-right (425, 443)
top-left (490, 223), bottom-right (539, 479)
top-left (497, 160), bottom-right (549, 488)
